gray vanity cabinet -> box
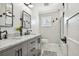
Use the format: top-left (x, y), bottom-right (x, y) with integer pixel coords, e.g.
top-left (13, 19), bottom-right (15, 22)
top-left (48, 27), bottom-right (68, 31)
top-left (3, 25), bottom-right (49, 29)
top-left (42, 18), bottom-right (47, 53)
top-left (21, 41), bottom-right (28, 56)
top-left (0, 35), bottom-right (41, 56)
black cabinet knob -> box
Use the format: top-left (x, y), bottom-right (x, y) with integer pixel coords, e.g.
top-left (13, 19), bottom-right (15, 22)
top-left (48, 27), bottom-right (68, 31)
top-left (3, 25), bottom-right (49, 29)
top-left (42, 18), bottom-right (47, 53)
top-left (38, 38), bottom-right (40, 43)
top-left (0, 15), bottom-right (2, 17)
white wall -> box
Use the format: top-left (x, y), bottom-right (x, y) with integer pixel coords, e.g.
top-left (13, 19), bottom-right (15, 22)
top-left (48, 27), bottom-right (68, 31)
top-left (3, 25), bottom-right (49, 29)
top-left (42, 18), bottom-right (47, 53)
top-left (39, 12), bottom-right (61, 43)
top-left (31, 6), bottom-right (40, 34)
top-left (0, 3), bottom-right (32, 35)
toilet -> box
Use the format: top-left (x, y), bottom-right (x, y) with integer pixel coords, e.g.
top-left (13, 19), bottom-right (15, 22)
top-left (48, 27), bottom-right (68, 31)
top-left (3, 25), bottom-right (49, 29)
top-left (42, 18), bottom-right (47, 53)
top-left (41, 39), bottom-right (49, 50)
top-left (41, 39), bottom-right (48, 55)
top-left (41, 39), bottom-right (48, 44)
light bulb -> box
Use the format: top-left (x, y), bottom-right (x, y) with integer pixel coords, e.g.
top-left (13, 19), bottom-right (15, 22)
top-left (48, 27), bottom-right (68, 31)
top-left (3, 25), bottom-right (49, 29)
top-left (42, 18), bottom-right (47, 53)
top-left (28, 4), bottom-right (34, 8)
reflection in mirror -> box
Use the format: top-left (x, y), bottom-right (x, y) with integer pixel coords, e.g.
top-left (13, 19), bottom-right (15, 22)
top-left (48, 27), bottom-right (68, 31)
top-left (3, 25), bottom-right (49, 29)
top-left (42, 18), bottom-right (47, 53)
top-left (22, 11), bottom-right (31, 29)
top-left (0, 3), bottom-right (13, 27)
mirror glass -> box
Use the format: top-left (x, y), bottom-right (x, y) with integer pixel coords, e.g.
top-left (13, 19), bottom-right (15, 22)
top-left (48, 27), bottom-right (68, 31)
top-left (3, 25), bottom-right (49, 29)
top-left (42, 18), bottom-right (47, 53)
top-left (22, 11), bottom-right (31, 29)
top-left (0, 3), bottom-right (13, 27)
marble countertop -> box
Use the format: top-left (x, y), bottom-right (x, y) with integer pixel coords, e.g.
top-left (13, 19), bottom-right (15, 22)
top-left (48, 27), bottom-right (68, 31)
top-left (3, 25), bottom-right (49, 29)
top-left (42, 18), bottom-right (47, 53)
top-left (0, 34), bottom-right (41, 52)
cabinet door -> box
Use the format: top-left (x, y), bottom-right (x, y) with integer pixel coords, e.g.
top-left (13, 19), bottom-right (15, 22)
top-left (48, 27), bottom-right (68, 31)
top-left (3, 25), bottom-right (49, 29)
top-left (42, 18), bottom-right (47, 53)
top-left (0, 48), bottom-right (15, 56)
top-left (0, 44), bottom-right (22, 56)
top-left (14, 44), bottom-right (24, 56)
top-left (21, 42), bottom-right (28, 56)
top-left (36, 37), bottom-right (41, 56)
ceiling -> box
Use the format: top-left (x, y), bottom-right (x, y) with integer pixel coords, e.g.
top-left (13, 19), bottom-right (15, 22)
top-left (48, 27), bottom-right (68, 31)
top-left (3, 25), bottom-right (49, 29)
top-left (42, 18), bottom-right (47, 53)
top-left (32, 3), bottom-right (63, 14)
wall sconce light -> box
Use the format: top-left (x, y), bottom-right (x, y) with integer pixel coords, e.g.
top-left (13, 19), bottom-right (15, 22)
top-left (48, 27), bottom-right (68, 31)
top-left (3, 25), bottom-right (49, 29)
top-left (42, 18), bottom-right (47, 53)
top-left (24, 3), bottom-right (34, 8)
top-left (53, 20), bottom-right (54, 23)
top-left (56, 18), bottom-right (58, 20)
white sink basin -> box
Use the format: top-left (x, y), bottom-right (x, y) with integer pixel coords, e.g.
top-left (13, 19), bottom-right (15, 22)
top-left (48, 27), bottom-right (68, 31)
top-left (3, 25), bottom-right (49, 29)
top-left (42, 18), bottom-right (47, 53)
top-left (26, 33), bottom-right (36, 35)
top-left (11, 37), bottom-right (22, 39)
top-left (8, 36), bottom-right (22, 40)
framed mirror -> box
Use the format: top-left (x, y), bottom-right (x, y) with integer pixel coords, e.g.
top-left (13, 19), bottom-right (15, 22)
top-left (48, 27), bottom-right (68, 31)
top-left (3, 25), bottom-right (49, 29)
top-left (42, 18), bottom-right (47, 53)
top-left (22, 11), bottom-right (31, 29)
top-left (0, 3), bottom-right (13, 27)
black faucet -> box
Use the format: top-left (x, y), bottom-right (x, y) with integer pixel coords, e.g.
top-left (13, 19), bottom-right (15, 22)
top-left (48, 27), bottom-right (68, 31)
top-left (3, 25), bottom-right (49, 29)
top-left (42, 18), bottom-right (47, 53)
top-left (0, 30), bottom-right (8, 40)
top-left (19, 26), bottom-right (22, 36)
top-left (0, 28), bottom-right (1, 39)
top-left (24, 30), bottom-right (32, 35)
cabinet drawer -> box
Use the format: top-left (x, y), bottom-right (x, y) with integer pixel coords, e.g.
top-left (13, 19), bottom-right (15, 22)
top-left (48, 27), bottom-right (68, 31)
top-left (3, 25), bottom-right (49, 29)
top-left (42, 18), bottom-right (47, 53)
top-left (27, 39), bottom-right (37, 47)
top-left (27, 47), bottom-right (37, 56)
top-left (28, 48), bottom-right (41, 56)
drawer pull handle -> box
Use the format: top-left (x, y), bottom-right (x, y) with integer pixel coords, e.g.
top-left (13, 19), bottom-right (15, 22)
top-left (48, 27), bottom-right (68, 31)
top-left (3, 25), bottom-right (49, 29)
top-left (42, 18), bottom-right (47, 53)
top-left (30, 47), bottom-right (35, 52)
top-left (32, 54), bottom-right (35, 56)
top-left (19, 48), bottom-right (22, 56)
top-left (38, 38), bottom-right (40, 43)
top-left (30, 41), bottom-right (35, 44)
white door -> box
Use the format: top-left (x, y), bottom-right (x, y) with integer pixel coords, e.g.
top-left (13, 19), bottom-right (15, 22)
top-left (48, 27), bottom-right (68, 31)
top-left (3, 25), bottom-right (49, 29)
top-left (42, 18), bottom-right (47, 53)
top-left (67, 13), bottom-right (79, 56)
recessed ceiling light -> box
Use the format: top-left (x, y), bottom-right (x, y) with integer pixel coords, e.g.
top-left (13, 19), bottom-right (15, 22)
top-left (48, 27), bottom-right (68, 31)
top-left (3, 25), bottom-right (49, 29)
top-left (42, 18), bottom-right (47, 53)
top-left (44, 3), bottom-right (49, 6)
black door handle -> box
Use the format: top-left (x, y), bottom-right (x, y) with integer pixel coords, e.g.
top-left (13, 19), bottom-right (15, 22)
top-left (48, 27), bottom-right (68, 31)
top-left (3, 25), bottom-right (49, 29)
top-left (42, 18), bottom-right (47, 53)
top-left (61, 36), bottom-right (67, 44)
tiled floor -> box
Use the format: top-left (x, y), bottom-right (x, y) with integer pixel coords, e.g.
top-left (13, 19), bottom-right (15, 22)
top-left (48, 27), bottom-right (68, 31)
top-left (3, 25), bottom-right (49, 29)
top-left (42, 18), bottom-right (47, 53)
top-left (42, 50), bottom-right (57, 56)
top-left (41, 43), bottom-right (63, 56)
